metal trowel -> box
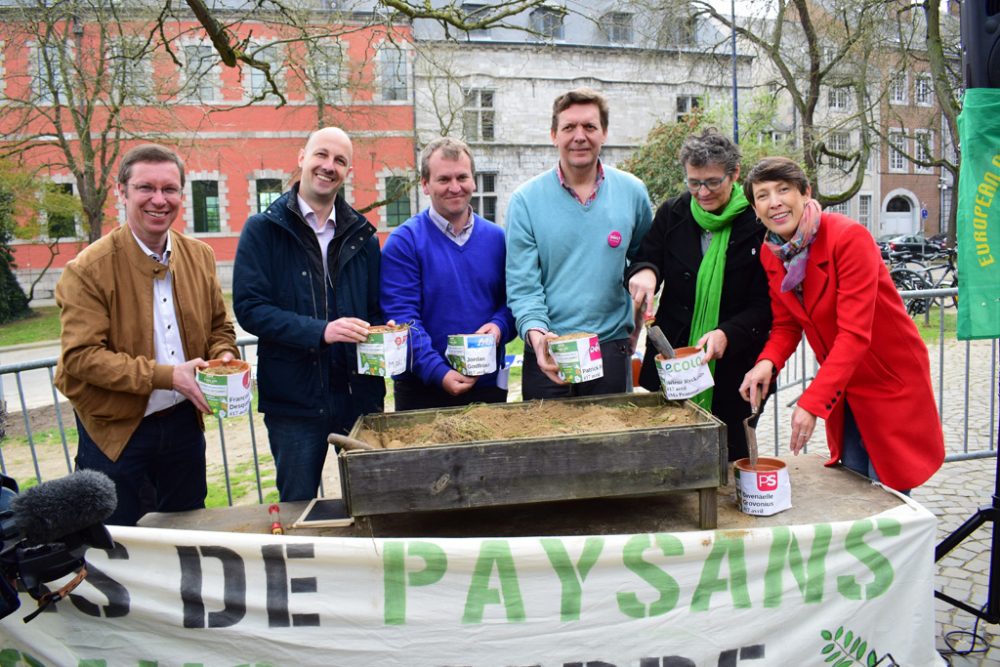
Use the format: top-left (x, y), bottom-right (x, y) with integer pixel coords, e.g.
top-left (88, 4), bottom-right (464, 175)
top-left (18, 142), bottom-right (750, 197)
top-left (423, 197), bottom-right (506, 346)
top-left (645, 321), bottom-right (676, 359)
top-left (742, 401), bottom-right (762, 468)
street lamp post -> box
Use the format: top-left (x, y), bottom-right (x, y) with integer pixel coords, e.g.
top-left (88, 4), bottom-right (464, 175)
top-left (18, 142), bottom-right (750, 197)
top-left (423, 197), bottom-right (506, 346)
top-left (731, 0), bottom-right (739, 144)
top-left (938, 175), bottom-right (950, 236)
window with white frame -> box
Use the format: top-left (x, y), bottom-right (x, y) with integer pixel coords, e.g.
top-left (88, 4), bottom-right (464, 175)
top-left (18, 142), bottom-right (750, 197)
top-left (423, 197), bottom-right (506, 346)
top-left (183, 44), bottom-right (217, 103)
top-left (254, 178), bottom-right (283, 213)
top-left (889, 71), bottom-right (907, 105)
top-left (378, 46), bottom-right (409, 102)
top-left (603, 12), bottom-right (633, 44)
top-left (914, 130), bottom-right (934, 173)
top-left (47, 182), bottom-right (77, 239)
top-left (858, 194), bottom-right (872, 228)
top-left (826, 201), bottom-right (850, 216)
top-left (383, 176), bottom-right (412, 227)
top-left (676, 95), bottom-right (701, 122)
top-left (472, 172), bottom-right (497, 221)
top-left (191, 180), bottom-right (220, 232)
top-left (827, 131), bottom-right (851, 169)
top-left (828, 86), bottom-right (850, 111)
top-left (760, 129), bottom-right (790, 145)
top-left (888, 131), bottom-right (907, 172)
top-left (309, 43), bottom-right (344, 101)
top-left (33, 43), bottom-right (67, 105)
top-left (660, 15), bottom-right (697, 46)
top-left (462, 4), bottom-right (492, 38)
top-left (463, 88), bottom-right (495, 142)
top-left (109, 40), bottom-right (152, 103)
top-left (915, 74), bottom-right (933, 106)
top-left (530, 7), bottom-right (564, 39)
top-left (246, 43), bottom-right (283, 101)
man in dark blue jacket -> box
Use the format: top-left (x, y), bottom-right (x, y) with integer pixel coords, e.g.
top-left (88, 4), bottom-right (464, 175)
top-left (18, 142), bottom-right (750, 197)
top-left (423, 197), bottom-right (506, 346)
top-left (233, 127), bottom-right (385, 501)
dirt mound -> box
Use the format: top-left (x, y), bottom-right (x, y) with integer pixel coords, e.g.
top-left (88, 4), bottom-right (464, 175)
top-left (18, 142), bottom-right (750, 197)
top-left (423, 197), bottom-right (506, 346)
top-left (359, 401), bottom-right (699, 449)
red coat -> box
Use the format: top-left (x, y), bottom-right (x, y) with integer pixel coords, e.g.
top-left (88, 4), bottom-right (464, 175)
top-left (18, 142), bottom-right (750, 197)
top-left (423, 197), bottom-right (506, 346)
top-left (758, 213), bottom-right (944, 490)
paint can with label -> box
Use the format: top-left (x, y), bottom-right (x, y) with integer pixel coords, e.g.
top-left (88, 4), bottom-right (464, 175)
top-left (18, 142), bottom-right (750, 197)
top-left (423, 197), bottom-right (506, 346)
top-left (196, 359), bottom-right (253, 418)
top-left (357, 324), bottom-right (409, 377)
top-left (733, 457), bottom-right (792, 516)
top-left (548, 333), bottom-right (604, 383)
top-left (446, 334), bottom-right (497, 376)
top-left (655, 346), bottom-right (714, 400)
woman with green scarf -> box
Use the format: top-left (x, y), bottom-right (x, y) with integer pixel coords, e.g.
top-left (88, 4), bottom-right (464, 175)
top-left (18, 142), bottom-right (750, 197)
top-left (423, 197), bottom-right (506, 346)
top-left (627, 128), bottom-right (771, 461)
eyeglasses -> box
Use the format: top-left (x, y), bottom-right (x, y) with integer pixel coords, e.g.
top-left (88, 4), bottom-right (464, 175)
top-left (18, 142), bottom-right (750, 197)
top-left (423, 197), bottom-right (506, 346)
top-left (685, 177), bottom-right (729, 193)
top-left (130, 184), bottom-right (182, 198)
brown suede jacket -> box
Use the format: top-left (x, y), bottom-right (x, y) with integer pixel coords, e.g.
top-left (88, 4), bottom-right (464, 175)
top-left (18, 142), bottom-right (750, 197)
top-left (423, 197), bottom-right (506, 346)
top-left (54, 225), bottom-right (238, 461)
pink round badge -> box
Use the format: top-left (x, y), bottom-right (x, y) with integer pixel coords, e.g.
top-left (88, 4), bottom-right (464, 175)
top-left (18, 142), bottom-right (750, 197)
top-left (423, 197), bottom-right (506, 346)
top-left (608, 231), bottom-right (622, 248)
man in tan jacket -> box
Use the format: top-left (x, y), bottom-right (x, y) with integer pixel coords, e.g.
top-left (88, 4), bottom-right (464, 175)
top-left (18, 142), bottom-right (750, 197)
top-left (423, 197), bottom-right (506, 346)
top-left (55, 144), bottom-right (238, 526)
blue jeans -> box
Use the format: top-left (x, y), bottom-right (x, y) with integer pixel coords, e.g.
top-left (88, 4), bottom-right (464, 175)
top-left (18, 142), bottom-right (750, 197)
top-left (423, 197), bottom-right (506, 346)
top-left (839, 403), bottom-right (910, 495)
top-left (839, 403), bottom-right (878, 481)
top-left (75, 402), bottom-right (207, 526)
top-left (264, 392), bottom-right (357, 502)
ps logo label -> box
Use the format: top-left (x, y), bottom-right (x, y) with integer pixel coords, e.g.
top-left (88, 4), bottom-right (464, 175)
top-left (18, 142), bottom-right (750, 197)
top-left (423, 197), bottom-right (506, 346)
top-left (757, 472), bottom-right (779, 491)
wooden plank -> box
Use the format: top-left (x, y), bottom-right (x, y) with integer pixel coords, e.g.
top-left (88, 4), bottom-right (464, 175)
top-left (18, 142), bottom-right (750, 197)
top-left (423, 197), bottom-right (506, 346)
top-left (139, 455), bottom-right (901, 537)
top-left (698, 487), bottom-right (717, 529)
top-left (342, 428), bottom-right (721, 515)
top-left (340, 392), bottom-right (726, 520)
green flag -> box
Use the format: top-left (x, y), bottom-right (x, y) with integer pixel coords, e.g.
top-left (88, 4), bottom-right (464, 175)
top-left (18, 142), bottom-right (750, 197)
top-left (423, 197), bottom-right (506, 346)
top-left (957, 88), bottom-right (1000, 340)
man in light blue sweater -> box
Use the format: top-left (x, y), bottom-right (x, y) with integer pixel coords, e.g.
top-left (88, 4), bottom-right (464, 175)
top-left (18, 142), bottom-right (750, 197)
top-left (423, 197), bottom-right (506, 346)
top-left (506, 88), bottom-right (654, 400)
top-left (381, 137), bottom-right (515, 410)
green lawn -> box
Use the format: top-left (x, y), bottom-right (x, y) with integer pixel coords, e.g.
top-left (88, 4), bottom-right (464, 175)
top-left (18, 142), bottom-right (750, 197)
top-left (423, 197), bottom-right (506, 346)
top-left (0, 296), bottom-right (236, 348)
top-left (913, 308), bottom-right (957, 344)
top-left (0, 306), bottom-right (62, 346)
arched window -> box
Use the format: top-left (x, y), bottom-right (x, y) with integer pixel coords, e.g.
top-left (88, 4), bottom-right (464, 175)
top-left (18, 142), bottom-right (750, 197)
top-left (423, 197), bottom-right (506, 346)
top-left (887, 196), bottom-right (912, 213)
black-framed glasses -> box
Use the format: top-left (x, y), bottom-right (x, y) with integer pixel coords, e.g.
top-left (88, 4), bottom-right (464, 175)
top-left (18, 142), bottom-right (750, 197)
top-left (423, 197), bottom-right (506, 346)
top-left (685, 177), bottom-right (728, 193)
top-left (130, 184), bottom-right (182, 199)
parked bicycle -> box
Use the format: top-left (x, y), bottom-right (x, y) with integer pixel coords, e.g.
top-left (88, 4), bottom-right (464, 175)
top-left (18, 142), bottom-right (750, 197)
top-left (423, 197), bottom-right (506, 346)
top-left (888, 248), bottom-right (958, 315)
top-left (890, 265), bottom-right (933, 315)
top-left (921, 248), bottom-right (959, 309)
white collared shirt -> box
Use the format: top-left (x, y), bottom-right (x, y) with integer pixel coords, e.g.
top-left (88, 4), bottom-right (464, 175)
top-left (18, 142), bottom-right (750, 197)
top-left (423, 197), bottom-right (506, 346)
top-left (297, 194), bottom-right (337, 276)
top-left (428, 205), bottom-right (474, 246)
top-left (130, 230), bottom-right (187, 416)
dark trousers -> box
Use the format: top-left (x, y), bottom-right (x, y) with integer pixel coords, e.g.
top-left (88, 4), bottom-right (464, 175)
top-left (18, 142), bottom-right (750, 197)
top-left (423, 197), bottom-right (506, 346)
top-left (393, 378), bottom-right (507, 411)
top-left (263, 391), bottom-right (358, 502)
top-left (75, 401), bottom-right (207, 527)
top-left (522, 338), bottom-right (631, 400)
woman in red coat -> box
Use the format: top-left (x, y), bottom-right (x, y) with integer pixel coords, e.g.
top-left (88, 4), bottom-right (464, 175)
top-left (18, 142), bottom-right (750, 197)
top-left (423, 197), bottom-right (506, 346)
top-left (738, 157), bottom-right (944, 491)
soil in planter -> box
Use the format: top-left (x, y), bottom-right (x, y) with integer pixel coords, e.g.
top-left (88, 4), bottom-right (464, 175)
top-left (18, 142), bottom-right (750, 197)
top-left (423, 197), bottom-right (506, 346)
top-left (358, 401), bottom-right (702, 449)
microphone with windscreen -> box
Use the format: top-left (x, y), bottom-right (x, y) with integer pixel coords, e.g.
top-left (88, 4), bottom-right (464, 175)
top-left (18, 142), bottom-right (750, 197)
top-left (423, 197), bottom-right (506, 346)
top-left (0, 470), bottom-right (117, 622)
top-left (10, 469), bottom-right (116, 546)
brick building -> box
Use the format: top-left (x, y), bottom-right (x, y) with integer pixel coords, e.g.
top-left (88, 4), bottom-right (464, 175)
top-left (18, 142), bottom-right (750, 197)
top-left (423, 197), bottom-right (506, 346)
top-left (0, 2), bottom-right (416, 297)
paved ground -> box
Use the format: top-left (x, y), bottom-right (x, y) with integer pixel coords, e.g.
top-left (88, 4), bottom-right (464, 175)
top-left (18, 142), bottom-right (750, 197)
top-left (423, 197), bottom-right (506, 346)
top-left (917, 458), bottom-right (1000, 666)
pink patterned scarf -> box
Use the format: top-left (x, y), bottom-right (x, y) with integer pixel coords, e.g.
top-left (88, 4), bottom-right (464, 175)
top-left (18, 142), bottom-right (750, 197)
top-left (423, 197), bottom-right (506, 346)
top-left (764, 198), bottom-right (822, 293)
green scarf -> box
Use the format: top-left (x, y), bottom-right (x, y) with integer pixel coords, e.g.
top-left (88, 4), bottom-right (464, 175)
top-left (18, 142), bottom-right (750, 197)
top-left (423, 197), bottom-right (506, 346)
top-left (687, 183), bottom-right (749, 409)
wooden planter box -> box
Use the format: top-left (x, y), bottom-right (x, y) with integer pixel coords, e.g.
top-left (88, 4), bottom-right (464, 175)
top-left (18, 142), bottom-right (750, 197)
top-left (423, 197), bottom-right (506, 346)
top-left (338, 392), bottom-right (727, 529)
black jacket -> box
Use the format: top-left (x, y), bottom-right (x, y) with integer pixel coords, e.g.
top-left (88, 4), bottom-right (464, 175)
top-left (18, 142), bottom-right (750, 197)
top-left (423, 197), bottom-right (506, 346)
top-left (628, 192), bottom-right (771, 460)
top-left (233, 185), bottom-right (385, 426)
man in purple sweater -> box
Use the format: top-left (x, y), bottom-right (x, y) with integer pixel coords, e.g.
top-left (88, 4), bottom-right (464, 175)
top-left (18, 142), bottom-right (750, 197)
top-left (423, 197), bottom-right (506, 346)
top-left (380, 137), bottom-right (515, 410)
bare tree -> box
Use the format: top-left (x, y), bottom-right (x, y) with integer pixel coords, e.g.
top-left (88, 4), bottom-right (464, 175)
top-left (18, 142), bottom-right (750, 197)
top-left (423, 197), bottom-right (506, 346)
top-left (918, 0), bottom-right (961, 246)
top-left (0, 0), bottom-right (172, 244)
top-left (182, 0), bottom-right (550, 98)
top-left (664, 0), bottom-right (890, 206)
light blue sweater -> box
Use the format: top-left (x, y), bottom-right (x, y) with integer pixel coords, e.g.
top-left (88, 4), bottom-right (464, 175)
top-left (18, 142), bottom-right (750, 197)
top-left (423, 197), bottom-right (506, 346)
top-left (505, 166), bottom-right (653, 342)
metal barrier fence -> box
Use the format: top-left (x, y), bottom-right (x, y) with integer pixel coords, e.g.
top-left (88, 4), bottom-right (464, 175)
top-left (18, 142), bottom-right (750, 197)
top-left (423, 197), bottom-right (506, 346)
top-left (0, 286), bottom-right (995, 507)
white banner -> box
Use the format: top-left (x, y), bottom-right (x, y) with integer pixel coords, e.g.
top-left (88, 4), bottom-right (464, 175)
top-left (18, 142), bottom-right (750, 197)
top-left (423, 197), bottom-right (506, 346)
top-left (0, 500), bottom-right (943, 666)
